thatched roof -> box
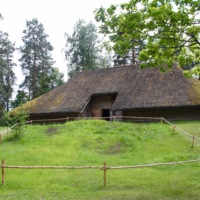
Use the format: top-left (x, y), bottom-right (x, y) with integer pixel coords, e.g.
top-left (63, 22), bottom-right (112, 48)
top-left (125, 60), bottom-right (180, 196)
top-left (12, 65), bottom-right (200, 115)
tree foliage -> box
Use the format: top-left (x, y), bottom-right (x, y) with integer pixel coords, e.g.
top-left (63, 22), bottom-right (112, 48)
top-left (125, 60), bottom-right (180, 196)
top-left (95, 0), bottom-right (200, 76)
top-left (19, 18), bottom-right (64, 100)
top-left (39, 66), bottom-right (64, 94)
top-left (10, 90), bottom-right (29, 109)
top-left (0, 30), bottom-right (16, 114)
top-left (3, 105), bottom-right (29, 139)
top-left (64, 19), bottom-right (112, 77)
top-left (113, 42), bottom-right (144, 66)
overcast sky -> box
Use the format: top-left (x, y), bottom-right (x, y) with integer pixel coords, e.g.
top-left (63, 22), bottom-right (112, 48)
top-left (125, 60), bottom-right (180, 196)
top-left (1, 0), bottom-right (128, 89)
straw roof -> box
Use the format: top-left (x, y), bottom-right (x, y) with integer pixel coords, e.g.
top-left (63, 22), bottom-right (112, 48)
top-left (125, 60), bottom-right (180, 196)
top-left (12, 65), bottom-right (200, 115)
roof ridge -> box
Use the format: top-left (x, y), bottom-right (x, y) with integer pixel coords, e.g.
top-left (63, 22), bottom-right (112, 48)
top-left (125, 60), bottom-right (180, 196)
top-left (74, 64), bottom-right (138, 75)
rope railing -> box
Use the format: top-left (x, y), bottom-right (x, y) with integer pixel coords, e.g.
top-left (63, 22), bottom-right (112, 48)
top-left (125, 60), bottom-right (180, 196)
top-left (4, 159), bottom-right (197, 170)
top-left (1, 117), bottom-right (200, 187)
top-left (28, 118), bottom-right (68, 123)
top-left (0, 129), bottom-right (8, 136)
top-left (1, 159), bottom-right (200, 187)
top-left (2, 165), bottom-right (101, 169)
top-left (162, 117), bottom-right (200, 141)
top-left (0, 116), bottom-right (199, 146)
top-left (101, 159), bottom-right (200, 170)
top-left (120, 116), bottom-right (161, 120)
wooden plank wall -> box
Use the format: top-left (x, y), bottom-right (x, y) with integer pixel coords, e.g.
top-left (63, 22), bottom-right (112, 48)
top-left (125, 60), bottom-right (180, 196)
top-left (124, 106), bottom-right (200, 121)
top-left (90, 96), bottom-right (115, 110)
top-left (83, 95), bottom-right (115, 117)
top-left (29, 113), bottom-right (79, 123)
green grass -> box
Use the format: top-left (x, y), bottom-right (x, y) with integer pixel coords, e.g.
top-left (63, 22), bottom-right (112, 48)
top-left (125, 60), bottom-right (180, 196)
top-left (174, 121), bottom-right (200, 137)
top-left (0, 127), bottom-right (7, 131)
top-left (0, 120), bottom-right (200, 199)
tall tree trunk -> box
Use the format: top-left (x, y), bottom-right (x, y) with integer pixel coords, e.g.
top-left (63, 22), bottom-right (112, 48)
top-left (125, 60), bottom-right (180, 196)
top-left (33, 53), bottom-right (36, 99)
top-left (132, 48), bottom-right (136, 65)
top-left (6, 54), bottom-right (10, 112)
top-left (6, 100), bottom-right (9, 112)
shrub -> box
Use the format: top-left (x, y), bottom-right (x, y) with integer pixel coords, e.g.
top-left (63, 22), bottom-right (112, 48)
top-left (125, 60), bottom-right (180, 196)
top-left (3, 105), bottom-right (29, 138)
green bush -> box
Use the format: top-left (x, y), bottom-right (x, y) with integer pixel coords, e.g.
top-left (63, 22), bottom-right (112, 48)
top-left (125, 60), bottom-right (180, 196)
top-left (3, 105), bottom-right (29, 138)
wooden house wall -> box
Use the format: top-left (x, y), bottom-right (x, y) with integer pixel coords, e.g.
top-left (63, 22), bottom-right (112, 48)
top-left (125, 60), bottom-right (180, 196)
top-left (123, 106), bottom-right (200, 121)
top-left (83, 95), bottom-right (115, 118)
top-left (91, 96), bottom-right (115, 109)
top-left (113, 111), bottom-right (123, 121)
top-left (29, 112), bottom-right (79, 124)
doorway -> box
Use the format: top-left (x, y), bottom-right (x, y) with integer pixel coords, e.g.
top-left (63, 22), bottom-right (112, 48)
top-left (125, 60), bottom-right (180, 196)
top-left (102, 109), bottom-right (110, 121)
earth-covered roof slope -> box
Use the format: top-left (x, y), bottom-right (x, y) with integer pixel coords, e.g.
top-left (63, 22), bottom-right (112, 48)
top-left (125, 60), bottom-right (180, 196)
top-left (12, 65), bottom-right (200, 115)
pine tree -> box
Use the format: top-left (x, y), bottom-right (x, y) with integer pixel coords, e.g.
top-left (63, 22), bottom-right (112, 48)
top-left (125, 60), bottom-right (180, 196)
top-left (0, 31), bottom-right (16, 113)
top-left (19, 18), bottom-right (63, 100)
top-left (10, 90), bottom-right (29, 109)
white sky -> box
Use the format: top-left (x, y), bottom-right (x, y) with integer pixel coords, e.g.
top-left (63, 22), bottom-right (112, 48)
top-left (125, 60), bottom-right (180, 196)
top-left (0, 0), bottom-right (128, 90)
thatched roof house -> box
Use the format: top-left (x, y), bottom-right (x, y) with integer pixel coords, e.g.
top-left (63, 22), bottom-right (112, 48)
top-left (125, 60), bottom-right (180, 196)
top-left (13, 65), bottom-right (200, 121)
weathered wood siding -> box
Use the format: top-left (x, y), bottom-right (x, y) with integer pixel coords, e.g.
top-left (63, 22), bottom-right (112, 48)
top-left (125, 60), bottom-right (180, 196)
top-left (113, 111), bottom-right (123, 121)
top-left (83, 95), bottom-right (116, 118)
top-left (123, 106), bottom-right (200, 121)
top-left (29, 113), bottom-right (79, 123)
top-left (90, 96), bottom-right (115, 110)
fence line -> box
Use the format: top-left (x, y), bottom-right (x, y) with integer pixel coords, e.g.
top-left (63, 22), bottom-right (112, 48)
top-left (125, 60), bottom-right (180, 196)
top-left (0, 128), bottom-right (10, 136)
top-left (1, 117), bottom-right (200, 186)
top-left (0, 127), bottom-right (10, 143)
top-left (3, 159), bottom-right (199, 170)
top-left (120, 116), bottom-right (161, 120)
top-left (29, 116), bottom-right (162, 123)
top-left (28, 118), bottom-right (68, 123)
top-left (1, 159), bottom-right (200, 187)
top-left (1, 116), bottom-right (199, 146)
top-left (102, 159), bottom-right (200, 170)
top-left (2, 165), bottom-right (101, 169)
top-left (162, 117), bottom-right (200, 141)
top-left (27, 116), bottom-right (200, 142)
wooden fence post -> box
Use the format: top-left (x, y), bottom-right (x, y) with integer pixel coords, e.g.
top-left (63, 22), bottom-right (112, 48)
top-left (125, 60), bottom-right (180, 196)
top-left (173, 125), bottom-right (176, 134)
top-left (104, 162), bottom-right (107, 187)
top-left (191, 134), bottom-right (195, 147)
top-left (2, 160), bottom-right (5, 186)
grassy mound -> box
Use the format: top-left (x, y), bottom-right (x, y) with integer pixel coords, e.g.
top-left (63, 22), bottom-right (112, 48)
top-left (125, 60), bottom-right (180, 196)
top-left (0, 120), bottom-right (199, 199)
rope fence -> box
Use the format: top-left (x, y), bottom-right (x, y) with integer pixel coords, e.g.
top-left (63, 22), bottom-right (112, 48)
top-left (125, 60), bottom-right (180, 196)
top-left (1, 116), bottom-right (199, 146)
top-left (161, 117), bottom-right (200, 146)
top-left (1, 117), bottom-right (199, 187)
top-left (25, 116), bottom-right (162, 124)
top-left (1, 159), bottom-right (200, 187)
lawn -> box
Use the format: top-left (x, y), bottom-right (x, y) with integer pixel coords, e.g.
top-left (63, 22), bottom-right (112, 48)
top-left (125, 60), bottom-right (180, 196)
top-left (0, 127), bottom-right (7, 132)
top-left (174, 121), bottom-right (200, 137)
top-left (0, 120), bottom-right (199, 199)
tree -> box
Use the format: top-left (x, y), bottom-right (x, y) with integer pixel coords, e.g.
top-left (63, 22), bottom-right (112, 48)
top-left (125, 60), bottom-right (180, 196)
top-left (19, 18), bottom-right (64, 100)
top-left (0, 31), bottom-right (16, 113)
top-left (113, 44), bottom-right (143, 66)
top-left (3, 105), bottom-right (29, 139)
top-left (38, 66), bottom-right (64, 94)
top-left (64, 19), bottom-right (112, 78)
top-left (10, 90), bottom-right (29, 109)
top-left (95, 0), bottom-right (200, 76)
